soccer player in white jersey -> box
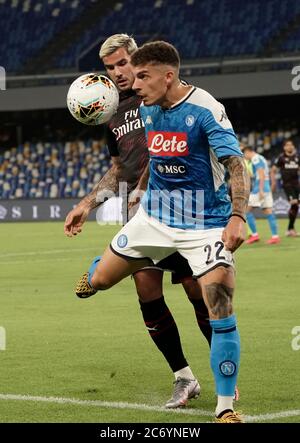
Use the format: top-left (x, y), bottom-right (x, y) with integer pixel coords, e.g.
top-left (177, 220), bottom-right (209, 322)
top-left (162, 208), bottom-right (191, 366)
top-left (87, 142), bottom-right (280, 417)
top-left (77, 41), bottom-right (249, 422)
top-left (243, 146), bottom-right (280, 244)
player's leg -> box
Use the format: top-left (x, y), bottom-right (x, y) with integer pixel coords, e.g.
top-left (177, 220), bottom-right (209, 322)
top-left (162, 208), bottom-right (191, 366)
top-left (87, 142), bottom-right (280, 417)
top-left (76, 206), bottom-right (174, 297)
top-left (287, 200), bottom-right (299, 235)
top-left (133, 268), bottom-right (200, 408)
top-left (158, 253), bottom-right (212, 345)
top-left (198, 265), bottom-right (242, 422)
top-left (76, 245), bottom-right (151, 297)
top-left (177, 228), bottom-right (242, 421)
top-left (245, 202), bottom-right (259, 244)
top-left (91, 246), bottom-right (151, 289)
top-left (180, 277), bottom-right (212, 345)
top-left (263, 203), bottom-right (280, 244)
top-left (285, 188), bottom-right (300, 236)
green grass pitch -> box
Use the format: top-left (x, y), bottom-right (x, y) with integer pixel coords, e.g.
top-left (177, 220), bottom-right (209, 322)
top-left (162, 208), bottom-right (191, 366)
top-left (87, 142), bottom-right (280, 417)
top-left (0, 220), bottom-right (299, 423)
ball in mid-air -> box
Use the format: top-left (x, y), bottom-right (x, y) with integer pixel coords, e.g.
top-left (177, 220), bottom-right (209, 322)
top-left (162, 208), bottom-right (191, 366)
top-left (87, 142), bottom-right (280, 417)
top-left (67, 73), bottom-right (119, 125)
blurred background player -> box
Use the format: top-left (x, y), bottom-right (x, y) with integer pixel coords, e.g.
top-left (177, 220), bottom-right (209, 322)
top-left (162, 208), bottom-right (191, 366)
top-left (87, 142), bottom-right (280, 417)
top-left (64, 34), bottom-right (216, 408)
top-left (243, 146), bottom-right (280, 244)
top-left (271, 139), bottom-right (300, 237)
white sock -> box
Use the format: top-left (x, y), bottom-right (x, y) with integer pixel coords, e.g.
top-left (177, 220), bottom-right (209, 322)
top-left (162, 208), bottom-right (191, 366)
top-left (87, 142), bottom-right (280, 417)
top-left (272, 235), bottom-right (279, 238)
top-left (215, 395), bottom-right (234, 417)
top-left (174, 366), bottom-right (194, 380)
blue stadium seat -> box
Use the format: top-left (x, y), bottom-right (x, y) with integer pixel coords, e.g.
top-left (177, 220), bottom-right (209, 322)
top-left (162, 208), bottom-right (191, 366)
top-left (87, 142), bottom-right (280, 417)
top-left (0, 140), bottom-right (111, 199)
top-left (56, 0), bottom-right (300, 69)
top-left (0, 0), bottom-right (93, 73)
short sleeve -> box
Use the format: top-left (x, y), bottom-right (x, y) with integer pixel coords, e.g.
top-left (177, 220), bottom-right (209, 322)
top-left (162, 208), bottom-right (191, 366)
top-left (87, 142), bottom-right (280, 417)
top-left (201, 101), bottom-right (242, 159)
top-left (105, 126), bottom-right (119, 157)
top-left (274, 155), bottom-right (283, 168)
top-left (252, 155), bottom-right (264, 169)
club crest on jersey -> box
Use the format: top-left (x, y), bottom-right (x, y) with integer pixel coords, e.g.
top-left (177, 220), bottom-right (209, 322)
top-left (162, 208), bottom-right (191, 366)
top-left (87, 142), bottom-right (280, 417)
top-left (145, 115), bottom-right (153, 125)
top-left (148, 131), bottom-right (189, 156)
top-left (185, 115), bottom-right (195, 127)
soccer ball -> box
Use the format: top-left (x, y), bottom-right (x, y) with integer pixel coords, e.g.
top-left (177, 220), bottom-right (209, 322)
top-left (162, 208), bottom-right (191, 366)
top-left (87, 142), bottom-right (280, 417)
top-left (67, 73), bottom-right (119, 125)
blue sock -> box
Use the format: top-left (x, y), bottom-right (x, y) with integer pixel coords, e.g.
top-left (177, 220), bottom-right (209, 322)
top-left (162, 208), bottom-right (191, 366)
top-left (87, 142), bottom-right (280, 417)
top-left (209, 314), bottom-right (240, 396)
top-left (88, 256), bottom-right (102, 287)
top-left (246, 212), bottom-right (257, 234)
top-left (267, 213), bottom-right (278, 236)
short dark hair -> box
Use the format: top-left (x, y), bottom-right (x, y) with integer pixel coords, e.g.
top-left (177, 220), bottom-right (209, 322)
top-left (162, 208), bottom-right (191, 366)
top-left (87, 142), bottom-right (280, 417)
top-left (283, 138), bottom-right (294, 146)
top-left (242, 145), bottom-right (254, 153)
top-left (131, 41), bottom-right (180, 68)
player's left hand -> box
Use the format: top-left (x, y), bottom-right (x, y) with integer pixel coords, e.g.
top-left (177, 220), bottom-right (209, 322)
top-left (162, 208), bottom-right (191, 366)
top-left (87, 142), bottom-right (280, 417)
top-left (222, 216), bottom-right (246, 252)
top-left (128, 189), bottom-right (145, 210)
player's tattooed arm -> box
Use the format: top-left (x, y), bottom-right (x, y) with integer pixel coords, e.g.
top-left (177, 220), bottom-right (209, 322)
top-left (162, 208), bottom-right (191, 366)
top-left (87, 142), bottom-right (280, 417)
top-left (64, 157), bottom-right (123, 236)
top-left (219, 156), bottom-right (249, 251)
top-left (80, 157), bottom-right (123, 210)
top-left (221, 156), bottom-right (250, 219)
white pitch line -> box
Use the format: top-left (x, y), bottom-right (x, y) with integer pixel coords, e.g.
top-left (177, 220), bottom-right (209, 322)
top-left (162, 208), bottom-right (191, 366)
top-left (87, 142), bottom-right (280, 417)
top-left (0, 393), bottom-right (299, 422)
top-left (0, 257), bottom-right (75, 265)
top-left (0, 393), bottom-right (211, 418)
top-left (245, 410), bottom-right (300, 422)
top-left (0, 247), bottom-right (98, 258)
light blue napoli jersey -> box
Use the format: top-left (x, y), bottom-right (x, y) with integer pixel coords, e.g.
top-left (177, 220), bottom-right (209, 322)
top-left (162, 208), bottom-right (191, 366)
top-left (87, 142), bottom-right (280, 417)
top-left (250, 153), bottom-right (271, 194)
top-left (139, 86), bottom-right (243, 229)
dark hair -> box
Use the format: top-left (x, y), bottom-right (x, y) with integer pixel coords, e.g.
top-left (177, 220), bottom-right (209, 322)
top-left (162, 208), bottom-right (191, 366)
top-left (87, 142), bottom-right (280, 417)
top-left (131, 41), bottom-right (180, 68)
top-left (241, 145), bottom-right (253, 153)
top-left (283, 138), bottom-right (294, 146)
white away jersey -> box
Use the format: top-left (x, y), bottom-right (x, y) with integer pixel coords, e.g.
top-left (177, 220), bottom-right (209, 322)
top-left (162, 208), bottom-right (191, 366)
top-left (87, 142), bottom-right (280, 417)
top-left (139, 86), bottom-right (243, 229)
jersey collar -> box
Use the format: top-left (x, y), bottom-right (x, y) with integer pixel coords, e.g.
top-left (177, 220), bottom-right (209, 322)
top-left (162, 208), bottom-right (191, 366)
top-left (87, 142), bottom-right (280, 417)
top-left (165, 86), bottom-right (196, 111)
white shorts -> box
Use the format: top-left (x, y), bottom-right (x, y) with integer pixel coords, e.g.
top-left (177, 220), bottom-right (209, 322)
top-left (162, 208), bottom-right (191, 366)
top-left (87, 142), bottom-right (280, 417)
top-left (110, 206), bottom-right (234, 278)
top-left (248, 192), bottom-right (273, 209)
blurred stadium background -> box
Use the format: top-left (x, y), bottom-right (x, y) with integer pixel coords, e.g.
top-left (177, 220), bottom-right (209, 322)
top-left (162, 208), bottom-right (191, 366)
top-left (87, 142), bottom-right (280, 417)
top-left (0, 0), bottom-right (299, 423)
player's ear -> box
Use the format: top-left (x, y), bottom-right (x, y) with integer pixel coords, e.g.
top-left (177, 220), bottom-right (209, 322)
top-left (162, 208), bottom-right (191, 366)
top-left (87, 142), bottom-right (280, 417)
top-left (165, 70), bottom-right (174, 86)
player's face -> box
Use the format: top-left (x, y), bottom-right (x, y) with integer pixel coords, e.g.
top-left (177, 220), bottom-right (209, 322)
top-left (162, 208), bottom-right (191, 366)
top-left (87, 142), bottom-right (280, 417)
top-left (103, 47), bottom-right (135, 91)
top-left (283, 141), bottom-right (295, 155)
top-left (132, 64), bottom-right (169, 106)
top-left (243, 150), bottom-right (251, 160)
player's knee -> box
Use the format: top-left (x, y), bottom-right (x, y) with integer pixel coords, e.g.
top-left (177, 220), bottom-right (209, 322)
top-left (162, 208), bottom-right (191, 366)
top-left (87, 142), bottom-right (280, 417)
top-left (133, 269), bottom-right (163, 302)
top-left (182, 276), bottom-right (203, 300)
top-left (204, 279), bottom-right (234, 318)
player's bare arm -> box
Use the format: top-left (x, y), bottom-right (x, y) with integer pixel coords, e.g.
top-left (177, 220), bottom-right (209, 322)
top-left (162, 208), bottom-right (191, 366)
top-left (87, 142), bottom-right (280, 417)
top-left (221, 155), bottom-right (250, 252)
top-left (128, 162), bottom-right (149, 210)
top-left (64, 157), bottom-right (123, 237)
top-left (257, 168), bottom-right (265, 201)
top-left (80, 157), bottom-right (122, 210)
top-left (271, 165), bottom-right (277, 192)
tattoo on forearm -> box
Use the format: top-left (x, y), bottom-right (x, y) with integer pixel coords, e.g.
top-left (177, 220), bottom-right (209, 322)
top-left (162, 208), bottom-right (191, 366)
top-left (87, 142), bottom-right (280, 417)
top-left (204, 283), bottom-right (234, 317)
top-left (81, 167), bottom-right (119, 210)
top-left (222, 156), bottom-right (250, 217)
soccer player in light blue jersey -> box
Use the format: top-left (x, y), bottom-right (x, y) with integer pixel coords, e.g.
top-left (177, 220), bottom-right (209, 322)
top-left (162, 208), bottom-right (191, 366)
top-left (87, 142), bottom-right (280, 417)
top-left (77, 41), bottom-right (249, 422)
top-left (243, 146), bottom-right (280, 244)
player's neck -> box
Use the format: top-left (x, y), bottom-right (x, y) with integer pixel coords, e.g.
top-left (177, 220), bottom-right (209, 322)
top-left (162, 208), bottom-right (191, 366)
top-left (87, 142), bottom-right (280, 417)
top-left (161, 83), bottom-right (193, 109)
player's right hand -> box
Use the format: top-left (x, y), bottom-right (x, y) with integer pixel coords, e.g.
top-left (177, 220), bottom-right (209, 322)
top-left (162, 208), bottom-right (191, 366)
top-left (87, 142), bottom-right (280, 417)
top-left (64, 205), bottom-right (90, 237)
top-left (259, 190), bottom-right (264, 202)
top-left (222, 216), bottom-right (246, 252)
